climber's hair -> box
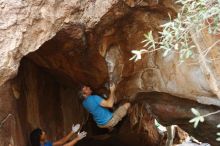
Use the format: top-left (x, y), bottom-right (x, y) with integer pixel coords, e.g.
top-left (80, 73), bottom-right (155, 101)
top-left (79, 84), bottom-right (93, 90)
top-left (78, 84), bottom-right (94, 100)
top-left (78, 84), bottom-right (88, 99)
top-left (30, 128), bottom-right (42, 146)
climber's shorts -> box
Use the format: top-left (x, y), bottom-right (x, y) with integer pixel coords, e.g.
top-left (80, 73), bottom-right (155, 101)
top-left (98, 103), bottom-right (128, 129)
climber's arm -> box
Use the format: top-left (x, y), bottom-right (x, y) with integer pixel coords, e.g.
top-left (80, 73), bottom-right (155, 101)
top-left (100, 84), bottom-right (115, 108)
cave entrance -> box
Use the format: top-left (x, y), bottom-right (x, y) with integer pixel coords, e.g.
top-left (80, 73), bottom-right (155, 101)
top-left (11, 19), bottom-right (143, 145)
top-left (13, 54), bottom-right (149, 146)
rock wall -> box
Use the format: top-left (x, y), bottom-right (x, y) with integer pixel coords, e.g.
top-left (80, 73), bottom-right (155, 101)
top-left (19, 0), bottom-right (220, 105)
top-left (4, 59), bottom-right (87, 146)
top-left (0, 0), bottom-right (119, 86)
top-left (95, 1), bottom-right (220, 105)
top-left (14, 59), bottom-right (64, 145)
top-left (0, 82), bottom-right (24, 146)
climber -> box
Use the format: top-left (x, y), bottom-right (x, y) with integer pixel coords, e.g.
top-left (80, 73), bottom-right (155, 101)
top-left (30, 123), bottom-right (87, 146)
top-left (80, 83), bottom-right (131, 129)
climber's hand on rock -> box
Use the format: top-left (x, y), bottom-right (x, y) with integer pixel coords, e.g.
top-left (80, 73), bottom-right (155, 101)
top-left (110, 83), bottom-right (116, 92)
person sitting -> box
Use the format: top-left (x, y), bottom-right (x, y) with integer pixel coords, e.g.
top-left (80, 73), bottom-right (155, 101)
top-left (30, 124), bottom-right (86, 146)
top-left (80, 84), bottom-right (131, 129)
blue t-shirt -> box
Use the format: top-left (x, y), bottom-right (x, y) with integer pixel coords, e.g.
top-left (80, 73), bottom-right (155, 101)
top-left (83, 95), bottom-right (113, 125)
top-left (42, 141), bottom-right (52, 146)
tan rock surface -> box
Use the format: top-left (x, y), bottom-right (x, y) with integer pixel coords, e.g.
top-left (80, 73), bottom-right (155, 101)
top-left (0, 0), bottom-right (119, 86)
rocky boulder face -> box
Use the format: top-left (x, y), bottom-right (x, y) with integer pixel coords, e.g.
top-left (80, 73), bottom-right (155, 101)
top-left (0, 0), bottom-right (118, 86)
top-left (0, 0), bottom-right (220, 146)
top-left (18, 0), bottom-right (220, 104)
top-left (98, 4), bottom-right (220, 105)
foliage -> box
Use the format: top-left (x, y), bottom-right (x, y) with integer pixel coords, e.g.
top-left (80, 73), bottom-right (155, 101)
top-left (129, 0), bottom-right (220, 142)
top-left (217, 124), bottom-right (220, 141)
top-left (189, 108), bottom-right (204, 128)
top-left (128, 0), bottom-right (220, 142)
top-left (130, 0), bottom-right (220, 62)
top-left (189, 108), bottom-right (220, 142)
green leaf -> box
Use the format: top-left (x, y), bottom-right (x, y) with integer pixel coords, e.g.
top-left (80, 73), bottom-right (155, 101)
top-left (168, 13), bottom-right (172, 20)
top-left (174, 43), bottom-right (179, 50)
top-left (163, 49), bottom-right (170, 57)
top-left (129, 55), bottom-right (136, 61)
top-left (160, 46), bottom-right (168, 50)
top-left (199, 116), bottom-right (204, 122)
top-left (189, 117), bottom-right (198, 123)
top-left (189, 116), bottom-right (203, 128)
top-left (149, 31), bottom-right (153, 40)
top-left (141, 39), bottom-right (147, 43)
top-left (143, 40), bottom-right (152, 47)
top-left (130, 50), bottom-right (142, 62)
top-left (191, 108), bottom-right (200, 116)
top-left (189, 45), bottom-right (196, 49)
top-left (193, 118), bottom-right (200, 128)
top-left (185, 50), bottom-right (193, 59)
